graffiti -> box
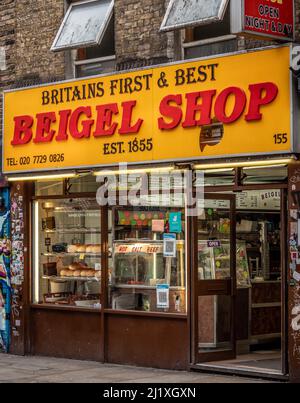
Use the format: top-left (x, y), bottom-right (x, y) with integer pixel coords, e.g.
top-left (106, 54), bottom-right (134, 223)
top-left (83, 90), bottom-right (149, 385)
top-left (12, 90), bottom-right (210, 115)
top-left (0, 188), bottom-right (11, 353)
top-left (10, 186), bottom-right (25, 341)
top-left (292, 306), bottom-right (300, 331)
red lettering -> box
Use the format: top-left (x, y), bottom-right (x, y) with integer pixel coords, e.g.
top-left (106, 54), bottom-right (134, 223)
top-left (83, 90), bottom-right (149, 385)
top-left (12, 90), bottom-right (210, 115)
top-left (182, 90), bottom-right (216, 128)
top-left (34, 112), bottom-right (56, 143)
top-left (245, 82), bottom-right (278, 121)
top-left (56, 109), bottom-right (71, 141)
top-left (11, 115), bottom-right (33, 145)
top-left (158, 94), bottom-right (183, 130)
top-left (119, 101), bottom-right (143, 134)
top-left (215, 87), bottom-right (247, 124)
top-left (93, 103), bottom-right (119, 137)
top-left (69, 106), bottom-right (93, 139)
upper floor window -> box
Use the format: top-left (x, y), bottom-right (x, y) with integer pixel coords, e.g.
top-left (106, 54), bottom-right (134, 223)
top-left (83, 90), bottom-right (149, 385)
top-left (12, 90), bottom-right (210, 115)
top-left (160, 0), bottom-right (236, 59)
top-left (51, 0), bottom-right (114, 52)
top-left (51, 0), bottom-right (115, 78)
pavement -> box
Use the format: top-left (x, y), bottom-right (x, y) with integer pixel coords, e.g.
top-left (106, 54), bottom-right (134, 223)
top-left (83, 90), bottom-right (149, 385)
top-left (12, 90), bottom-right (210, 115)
top-left (0, 354), bottom-right (277, 383)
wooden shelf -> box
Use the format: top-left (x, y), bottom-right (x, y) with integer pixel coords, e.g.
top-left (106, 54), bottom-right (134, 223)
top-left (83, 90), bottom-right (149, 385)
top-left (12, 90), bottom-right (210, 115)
top-left (42, 275), bottom-right (101, 282)
top-left (42, 252), bottom-right (102, 258)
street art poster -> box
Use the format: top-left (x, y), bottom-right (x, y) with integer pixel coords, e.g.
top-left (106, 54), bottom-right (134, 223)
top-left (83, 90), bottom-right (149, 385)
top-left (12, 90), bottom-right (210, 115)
top-left (0, 188), bottom-right (11, 353)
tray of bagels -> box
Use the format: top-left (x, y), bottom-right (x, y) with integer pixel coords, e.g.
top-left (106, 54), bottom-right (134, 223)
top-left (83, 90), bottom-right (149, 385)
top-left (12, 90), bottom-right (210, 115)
top-left (59, 262), bottom-right (101, 279)
top-left (67, 244), bottom-right (101, 254)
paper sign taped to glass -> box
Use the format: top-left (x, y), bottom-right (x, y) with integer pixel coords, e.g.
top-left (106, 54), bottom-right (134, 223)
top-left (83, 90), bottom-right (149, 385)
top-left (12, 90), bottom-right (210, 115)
top-left (156, 284), bottom-right (170, 309)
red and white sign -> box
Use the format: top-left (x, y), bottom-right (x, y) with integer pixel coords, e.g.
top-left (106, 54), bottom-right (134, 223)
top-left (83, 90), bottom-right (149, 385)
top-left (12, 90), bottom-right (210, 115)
top-left (115, 244), bottom-right (163, 254)
top-left (232, 0), bottom-right (294, 41)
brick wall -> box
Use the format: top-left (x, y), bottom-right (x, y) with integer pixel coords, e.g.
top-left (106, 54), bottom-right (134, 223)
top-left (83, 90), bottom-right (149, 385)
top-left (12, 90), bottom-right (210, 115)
top-left (0, 0), bottom-right (66, 137)
top-left (0, 0), bottom-right (16, 139)
top-left (14, 0), bottom-right (65, 83)
top-left (114, 0), bottom-right (175, 70)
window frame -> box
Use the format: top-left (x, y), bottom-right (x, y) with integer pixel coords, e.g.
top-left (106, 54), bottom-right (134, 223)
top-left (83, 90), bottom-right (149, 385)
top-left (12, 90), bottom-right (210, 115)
top-left (73, 55), bottom-right (116, 78)
top-left (160, 0), bottom-right (229, 32)
top-left (51, 0), bottom-right (114, 52)
top-left (183, 33), bottom-right (237, 51)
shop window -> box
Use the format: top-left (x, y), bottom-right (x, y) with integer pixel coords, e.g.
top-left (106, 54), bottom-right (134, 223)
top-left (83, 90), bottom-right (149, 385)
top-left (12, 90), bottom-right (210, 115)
top-left (108, 207), bottom-right (186, 314)
top-left (160, 0), bottom-right (229, 32)
top-left (33, 198), bottom-right (102, 309)
top-left (51, 0), bottom-right (114, 52)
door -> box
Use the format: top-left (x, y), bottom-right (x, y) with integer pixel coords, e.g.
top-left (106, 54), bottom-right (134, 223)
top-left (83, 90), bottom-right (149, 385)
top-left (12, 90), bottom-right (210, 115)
top-left (193, 193), bottom-right (236, 364)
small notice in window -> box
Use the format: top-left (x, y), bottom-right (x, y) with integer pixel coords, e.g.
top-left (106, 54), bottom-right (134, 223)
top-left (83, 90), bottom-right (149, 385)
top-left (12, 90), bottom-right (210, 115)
top-left (156, 284), bottom-right (170, 309)
top-left (163, 233), bottom-right (177, 258)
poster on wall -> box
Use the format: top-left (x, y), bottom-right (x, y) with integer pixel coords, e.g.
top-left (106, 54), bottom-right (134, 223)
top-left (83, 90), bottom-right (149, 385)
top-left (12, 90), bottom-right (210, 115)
top-left (0, 188), bottom-right (11, 353)
top-left (231, 0), bottom-right (294, 41)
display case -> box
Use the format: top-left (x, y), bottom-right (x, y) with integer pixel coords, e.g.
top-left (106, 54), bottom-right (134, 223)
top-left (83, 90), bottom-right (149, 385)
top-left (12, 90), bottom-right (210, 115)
top-left (198, 240), bottom-right (251, 288)
top-left (33, 198), bottom-right (102, 309)
top-left (110, 240), bottom-right (186, 313)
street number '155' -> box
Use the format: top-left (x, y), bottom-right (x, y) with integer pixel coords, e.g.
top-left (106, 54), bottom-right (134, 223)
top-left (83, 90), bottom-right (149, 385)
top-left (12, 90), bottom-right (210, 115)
top-left (274, 133), bottom-right (288, 144)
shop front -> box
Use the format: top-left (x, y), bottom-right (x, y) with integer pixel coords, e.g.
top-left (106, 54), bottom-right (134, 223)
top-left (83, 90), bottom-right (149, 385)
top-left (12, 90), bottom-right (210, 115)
top-left (3, 45), bottom-right (300, 381)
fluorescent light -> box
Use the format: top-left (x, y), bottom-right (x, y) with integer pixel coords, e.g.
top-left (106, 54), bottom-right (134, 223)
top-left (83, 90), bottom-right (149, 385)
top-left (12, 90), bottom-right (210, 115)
top-left (194, 158), bottom-right (295, 170)
top-left (203, 168), bottom-right (234, 174)
top-left (94, 166), bottom-right (175, 176)
top-left (243, 164), bottom-right (288, 170)
top-left (7, 173), bottom-right (78, 182)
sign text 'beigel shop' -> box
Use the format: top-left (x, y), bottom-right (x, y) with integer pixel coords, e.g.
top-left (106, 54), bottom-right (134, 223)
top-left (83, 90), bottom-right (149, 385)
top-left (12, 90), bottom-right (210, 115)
top-left (3, 46), bottom-right (293, 174)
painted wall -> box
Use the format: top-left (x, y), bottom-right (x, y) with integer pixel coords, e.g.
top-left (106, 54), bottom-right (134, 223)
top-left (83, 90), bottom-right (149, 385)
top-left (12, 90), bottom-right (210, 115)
top-left (0, 188), bottom-right (11, 353)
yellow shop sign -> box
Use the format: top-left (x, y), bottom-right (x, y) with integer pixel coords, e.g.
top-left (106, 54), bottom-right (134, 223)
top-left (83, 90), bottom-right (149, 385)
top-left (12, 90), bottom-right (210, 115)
top-left (3, 46), bottom-right (294, 174)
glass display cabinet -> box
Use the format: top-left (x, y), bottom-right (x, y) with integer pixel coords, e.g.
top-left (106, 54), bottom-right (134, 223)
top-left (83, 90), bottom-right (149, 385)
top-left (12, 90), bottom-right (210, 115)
top-left (33, 198), bottom-right (102, 309)
top-left (110, 240), bottom-right (186, 313)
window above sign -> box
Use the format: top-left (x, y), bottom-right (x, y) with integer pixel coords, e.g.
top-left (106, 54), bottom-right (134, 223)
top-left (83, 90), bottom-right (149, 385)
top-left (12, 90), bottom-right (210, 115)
top-left (182, 5), bottom-right (237, 59)
top-left (160, 0), bottom-right (230, 32)
top-left (51, 0), bottom-right (114, 52)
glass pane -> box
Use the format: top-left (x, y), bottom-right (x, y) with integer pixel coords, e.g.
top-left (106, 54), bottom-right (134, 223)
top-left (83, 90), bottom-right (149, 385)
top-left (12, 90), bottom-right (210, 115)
top-left (198, 199), bottom-right (231, 280)
top-left (33, 198), bottom-right (101, 310)
top-left (68, 174), bottom-right (99, 193)
top-left (243, 166), bottom-right (288, 185)
top-left (161, 0), bottom-right (229, 31)
top-left (35, 180), bottom-right (63, 196)
top-left (53, 0), bottom-right (113, 50)
top-left (109, 207), bottom-right (186, 313)
top-left (185, 39), bottom-right (237, 59)
top-left (198, 295), bottom-right (233, 352)
top-left (76, 58), bottom-right (116, 78)
top-left (187, 7), bottom-right (231, 41)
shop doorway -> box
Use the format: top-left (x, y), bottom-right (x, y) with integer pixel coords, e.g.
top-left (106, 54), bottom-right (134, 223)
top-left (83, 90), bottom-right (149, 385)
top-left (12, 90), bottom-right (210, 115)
top-left (193, 194), bottom-right (237, 363)
top-left (192, 189), bottom-right (288, 378)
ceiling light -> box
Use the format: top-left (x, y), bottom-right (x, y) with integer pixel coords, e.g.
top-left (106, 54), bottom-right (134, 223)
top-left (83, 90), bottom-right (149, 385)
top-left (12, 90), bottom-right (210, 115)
top-left (93, 166), bottom-right (175, 176)
top-left (7, 173), bottom-right (78, 182)
top-left (194, 158), bottom-right (296, 170)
